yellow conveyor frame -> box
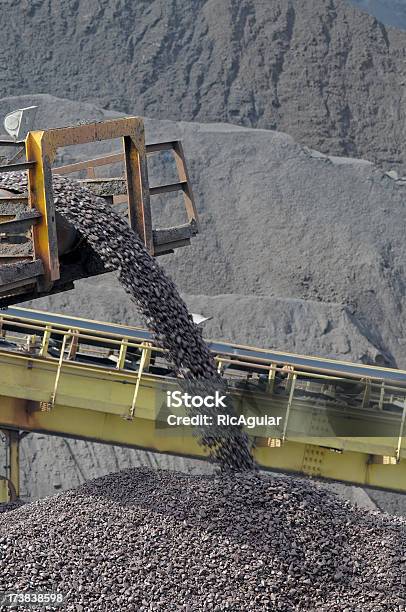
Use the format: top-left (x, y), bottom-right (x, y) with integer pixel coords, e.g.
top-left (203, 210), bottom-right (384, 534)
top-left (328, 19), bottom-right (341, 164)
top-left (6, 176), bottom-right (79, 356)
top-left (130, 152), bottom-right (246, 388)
top-left (0, 308), bottom-right (405, 501)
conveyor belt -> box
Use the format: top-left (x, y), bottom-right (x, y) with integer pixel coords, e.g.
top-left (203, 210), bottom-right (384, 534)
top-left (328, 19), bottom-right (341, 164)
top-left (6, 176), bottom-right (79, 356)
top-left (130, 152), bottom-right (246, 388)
top-left (1, 305), bottom-right (406, 497)
top-left (2, 306), bottom-right (406, 386)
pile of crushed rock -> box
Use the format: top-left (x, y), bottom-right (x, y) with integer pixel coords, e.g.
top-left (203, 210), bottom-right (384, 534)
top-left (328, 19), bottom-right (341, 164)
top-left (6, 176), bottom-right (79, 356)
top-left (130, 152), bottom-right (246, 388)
top-left (0, 468), bottom-right (405, 611)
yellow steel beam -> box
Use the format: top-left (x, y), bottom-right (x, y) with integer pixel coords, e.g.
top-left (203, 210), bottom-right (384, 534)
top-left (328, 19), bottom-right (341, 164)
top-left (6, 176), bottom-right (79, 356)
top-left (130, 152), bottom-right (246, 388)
top-left (1, 325), bottom-right (406, 492)
top-left (0, 429), bottom-right (19, 502)
top-left (123, 134), bottom-right (153, 253)
top-left (38, 117), bottom-right (145, 151)
top-left (255, 441), bottom-right (406, 492)
top-left (0, 350), bottom-right (172, 418)
top-left (0, 349), bottom-right (401, 451)
top-left (0, 348), bottom-right (405, 456)
top-left (116, 339), bottom-right (128, 370)
top-left (0, 478), bottom-right (9, 503)
top-left (8, 430), bottom-right (19, 498)
top-left (0, 396), bottom-right (204, 460)
top-left (26, 130), bottom-right (60, 287)
top-left (1, 395), bottom-right (406, 493)
top-left (128, 342), bottom-right (152, 419)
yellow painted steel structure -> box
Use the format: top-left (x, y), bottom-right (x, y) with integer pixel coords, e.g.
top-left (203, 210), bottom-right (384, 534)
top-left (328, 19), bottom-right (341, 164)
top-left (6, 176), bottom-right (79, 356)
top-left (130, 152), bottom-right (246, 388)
top-left (26, 130), bottom-right (60, 286)
top-left (25, 117), bottom-right (151, 290)
top-left (0, 309), bottom-right (406, 501)
top-left (0, 118), bottom-right (200, 306)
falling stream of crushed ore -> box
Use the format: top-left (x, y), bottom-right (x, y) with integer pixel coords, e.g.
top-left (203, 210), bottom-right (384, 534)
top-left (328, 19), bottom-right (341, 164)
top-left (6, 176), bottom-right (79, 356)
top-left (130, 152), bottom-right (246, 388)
top-left (0, 172), bottom-right (255, 471)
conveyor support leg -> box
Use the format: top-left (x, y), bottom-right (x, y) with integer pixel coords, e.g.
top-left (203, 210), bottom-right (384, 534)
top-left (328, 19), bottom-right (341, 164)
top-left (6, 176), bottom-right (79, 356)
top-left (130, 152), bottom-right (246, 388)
top-left (0, 428), bottom-right (20, 502)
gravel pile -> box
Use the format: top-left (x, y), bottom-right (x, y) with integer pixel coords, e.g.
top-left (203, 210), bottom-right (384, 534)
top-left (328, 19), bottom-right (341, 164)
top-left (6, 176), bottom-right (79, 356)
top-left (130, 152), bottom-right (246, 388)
top-left (0, 467), bottom-right (405, 611)
top-left (0, 171), bottom-right (254, 471)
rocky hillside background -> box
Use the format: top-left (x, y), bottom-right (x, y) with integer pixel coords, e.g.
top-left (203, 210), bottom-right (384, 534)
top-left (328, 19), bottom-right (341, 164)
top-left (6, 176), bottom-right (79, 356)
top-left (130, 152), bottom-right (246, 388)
top-left (2, 0), bottom-right (406, 171)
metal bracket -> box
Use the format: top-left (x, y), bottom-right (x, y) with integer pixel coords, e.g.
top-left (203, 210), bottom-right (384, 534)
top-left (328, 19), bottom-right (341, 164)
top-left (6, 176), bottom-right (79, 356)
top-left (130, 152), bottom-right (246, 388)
top-left (395, 397), bottom-right (406, 463)
top-left (361, 378), bottom-right (371, 409)
top-left (53, 139), bottom-right (199, 256)
top-left (116, 339), bottom-right (129, 370)
top-left (267, 364), bottom-right (276, 394)
top-left (4, 106), bottom-right (38, 142)
top-left (282, 373), bottom-right (297, 441)
top-left (126, 342), bottom-right (152, 420)
top-left (0, 429), bottom-right (20, 501)
top-left (50, 332), bottom-right (70, 407)
top-left (216, 357), bottom-right (225, 375)
top-left (302, 444), bottom-right (328, 477)
top-left (67, 329), bottom-right (79, 360)
top-left (39, 325), bottom-right (52, 357)
top-left (378, 381), bottom-right (385, 410)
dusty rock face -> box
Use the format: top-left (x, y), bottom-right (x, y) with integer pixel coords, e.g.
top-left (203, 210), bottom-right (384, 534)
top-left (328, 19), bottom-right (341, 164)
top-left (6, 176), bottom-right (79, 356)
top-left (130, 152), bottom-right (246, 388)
top-left (1, 1), bottom-right (406, 170)
top-left (0, 468), bottom-right (405, 611)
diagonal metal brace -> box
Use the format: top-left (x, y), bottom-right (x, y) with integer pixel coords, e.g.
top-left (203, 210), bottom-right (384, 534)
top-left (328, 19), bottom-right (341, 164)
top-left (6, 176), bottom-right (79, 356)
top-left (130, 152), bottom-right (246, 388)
top-left (361, 378), bottom-right (371, 409)
top-left (127, 342), bottom-right (152, 420)
top-left (49, 332), bottom-right (70, 408)
top-left (282, 373), bottom-right (297, 441)
top-left (267, 364), bottom-right (276, 394)
top-left (116, 339), bottom-right (128, 370)
top-left (395, 397), bottom-right (406, 463)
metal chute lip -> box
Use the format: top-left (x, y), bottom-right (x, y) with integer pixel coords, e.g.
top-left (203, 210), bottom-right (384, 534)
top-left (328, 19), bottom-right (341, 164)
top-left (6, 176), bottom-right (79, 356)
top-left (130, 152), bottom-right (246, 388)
top-left (3, 106), bottom-right (38, 142)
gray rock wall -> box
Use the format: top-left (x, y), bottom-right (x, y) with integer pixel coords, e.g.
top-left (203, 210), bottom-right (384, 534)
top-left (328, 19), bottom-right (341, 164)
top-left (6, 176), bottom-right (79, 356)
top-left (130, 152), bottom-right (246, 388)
top-left (1, 1), bottom-right (406, 170)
